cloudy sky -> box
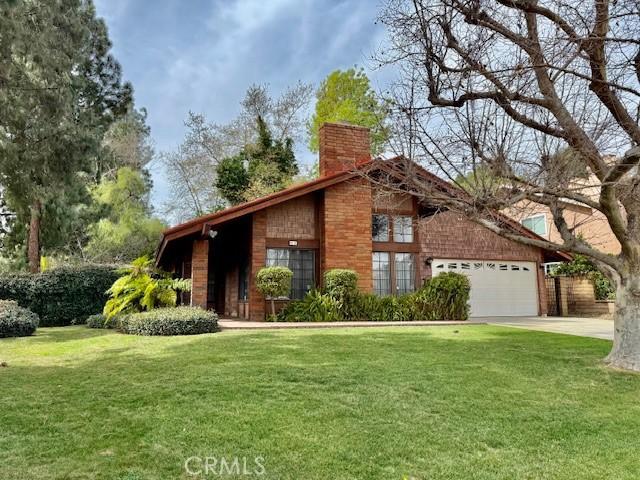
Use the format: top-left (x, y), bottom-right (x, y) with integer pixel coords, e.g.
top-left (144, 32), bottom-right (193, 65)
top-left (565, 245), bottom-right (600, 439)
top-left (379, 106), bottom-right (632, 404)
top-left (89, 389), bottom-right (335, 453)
top-left (93, 0), bottom-right (392, 211)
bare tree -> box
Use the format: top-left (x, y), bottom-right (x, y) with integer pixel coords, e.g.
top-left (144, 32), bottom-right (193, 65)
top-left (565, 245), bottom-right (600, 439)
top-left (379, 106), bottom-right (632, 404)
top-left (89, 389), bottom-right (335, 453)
top-left (162, 83), bottom-right (313, 223)
top-left (376, 0), bottom-right (640, 370)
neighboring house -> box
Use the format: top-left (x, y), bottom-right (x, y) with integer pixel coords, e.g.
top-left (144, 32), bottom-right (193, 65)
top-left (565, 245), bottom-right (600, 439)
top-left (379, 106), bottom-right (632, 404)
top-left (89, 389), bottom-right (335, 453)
top-left (506, 177), bottom-right (620, 272)
top-left (156, 123), bottom-right (566, 320)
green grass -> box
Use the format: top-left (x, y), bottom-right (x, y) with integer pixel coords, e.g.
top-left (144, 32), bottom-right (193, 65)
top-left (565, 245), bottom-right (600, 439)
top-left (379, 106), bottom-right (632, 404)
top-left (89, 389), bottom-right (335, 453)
top-left (1, 325), bottom-right (639, 480)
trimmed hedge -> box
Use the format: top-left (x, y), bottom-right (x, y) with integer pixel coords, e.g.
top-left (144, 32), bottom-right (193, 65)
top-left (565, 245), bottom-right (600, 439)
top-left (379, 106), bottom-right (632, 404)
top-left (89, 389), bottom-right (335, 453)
top-left (0, 266), bottom-right (119, 327)
top-left (0, 300), bottom-right (39, 338)
top-left (121, 307), bottom-right (218, 336)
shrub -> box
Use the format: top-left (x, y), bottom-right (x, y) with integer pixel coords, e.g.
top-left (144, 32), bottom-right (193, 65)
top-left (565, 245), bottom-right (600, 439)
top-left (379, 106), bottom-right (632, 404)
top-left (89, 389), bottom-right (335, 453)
top-left (277, 290), bottom-right (341, 322)
top-left (418, 272), bottom-right (470, 320)
top-left (0, 300), bottom-right (39, 337)
top-left (324, 269), bottom-right (358, 300)
top-left (120, 307), bottom-right (218, 336)
top-left (255, 266), bottom-right (292, 318)
top-left (552, 254), bottom-right (616, 300)
top-left (277, 271), bottom-right (470, 322)
top-left (103, 256), bottom-right (191, 319)
top-left (0, 265), bottom-right (119, 326)
top-left (86, 313), bottom-right (124, 329)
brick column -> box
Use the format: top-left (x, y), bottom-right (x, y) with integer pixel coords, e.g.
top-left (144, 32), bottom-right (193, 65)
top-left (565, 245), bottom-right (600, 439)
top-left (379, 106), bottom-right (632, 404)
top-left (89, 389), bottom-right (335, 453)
top-left (191, 238), bottom-right (209, 309)
top-left (322, 179), bottom-right (373, 292)
top-left (249, 211), bottom-right (267, 320)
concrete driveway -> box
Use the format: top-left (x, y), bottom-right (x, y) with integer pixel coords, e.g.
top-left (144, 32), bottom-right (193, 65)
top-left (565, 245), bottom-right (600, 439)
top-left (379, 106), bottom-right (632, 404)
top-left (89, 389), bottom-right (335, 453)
top-left (470, 316), bottom-right (614, 340)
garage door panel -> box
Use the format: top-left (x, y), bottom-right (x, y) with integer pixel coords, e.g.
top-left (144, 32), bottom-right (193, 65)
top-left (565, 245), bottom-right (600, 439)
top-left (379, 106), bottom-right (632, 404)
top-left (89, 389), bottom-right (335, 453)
top-left (433, 260), bottom-right (538, 317)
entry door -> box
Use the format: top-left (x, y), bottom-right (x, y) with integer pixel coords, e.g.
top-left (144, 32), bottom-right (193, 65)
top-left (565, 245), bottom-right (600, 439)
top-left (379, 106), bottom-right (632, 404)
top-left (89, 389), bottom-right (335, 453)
top-left (432, 260), bottom-right (538, 317)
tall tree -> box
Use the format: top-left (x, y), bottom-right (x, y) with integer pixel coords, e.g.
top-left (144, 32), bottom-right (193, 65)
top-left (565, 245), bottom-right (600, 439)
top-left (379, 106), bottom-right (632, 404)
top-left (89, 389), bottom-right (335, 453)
top-left (163, 83), bottom-right (312, 223)
top-left (307, 68), bottom-right (389, 154)
top-left (378, 0), bottom-right (640, 370)
top-left (0, 0), bottom-right (132, 272)
top-left (84, 167), bottom-right (164, 263)
top-left (216, 116), bottom-right (298, 205)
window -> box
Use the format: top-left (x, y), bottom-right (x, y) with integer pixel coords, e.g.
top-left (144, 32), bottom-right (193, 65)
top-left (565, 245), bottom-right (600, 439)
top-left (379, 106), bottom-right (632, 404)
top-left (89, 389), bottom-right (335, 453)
top-left (372, 214), bottom-right (389, 241)
top-left (266, 248), bottom-right (315, 300)
top-left (393, 216), bottom-right (414, 242)
top-left (395, 253), bottom-right (415, 294)
top-left (521, 214), bottom-right (547, 236)
top-left (373, 251), bottom-right (416, 296)
top-left (373, 252), bottom-right (391, 296)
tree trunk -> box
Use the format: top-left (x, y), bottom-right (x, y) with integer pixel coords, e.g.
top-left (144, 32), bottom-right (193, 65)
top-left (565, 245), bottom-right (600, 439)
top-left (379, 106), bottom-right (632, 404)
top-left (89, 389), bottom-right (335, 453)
top-left (271, 299), bottom-right (276, 318)
top-left (605, 275), bottom-right (640, 371)
top-left (27, 200), bottom-right (41, 274)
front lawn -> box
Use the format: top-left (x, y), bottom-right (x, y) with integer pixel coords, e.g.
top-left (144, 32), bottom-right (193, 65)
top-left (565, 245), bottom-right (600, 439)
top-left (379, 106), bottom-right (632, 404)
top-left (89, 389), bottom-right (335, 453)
top-left (1, 326), bottom-right (639, 479)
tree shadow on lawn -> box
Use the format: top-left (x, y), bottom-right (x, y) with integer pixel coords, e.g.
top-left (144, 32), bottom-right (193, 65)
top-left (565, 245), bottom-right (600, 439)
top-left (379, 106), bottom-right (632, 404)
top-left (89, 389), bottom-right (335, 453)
top-left (1, 325), bottom-right (639, 480)
top-left (21, 325), bottom-right (115, 343)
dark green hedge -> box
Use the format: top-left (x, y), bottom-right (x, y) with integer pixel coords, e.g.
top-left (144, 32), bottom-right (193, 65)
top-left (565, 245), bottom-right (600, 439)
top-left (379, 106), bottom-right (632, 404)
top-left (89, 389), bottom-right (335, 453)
top-left (0, 266), bottom-right (119, 327)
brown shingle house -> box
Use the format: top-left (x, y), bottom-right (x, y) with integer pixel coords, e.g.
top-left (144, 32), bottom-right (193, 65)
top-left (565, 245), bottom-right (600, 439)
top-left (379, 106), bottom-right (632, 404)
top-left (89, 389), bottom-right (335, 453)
top-left (156, 123), bottom-right (566, 320)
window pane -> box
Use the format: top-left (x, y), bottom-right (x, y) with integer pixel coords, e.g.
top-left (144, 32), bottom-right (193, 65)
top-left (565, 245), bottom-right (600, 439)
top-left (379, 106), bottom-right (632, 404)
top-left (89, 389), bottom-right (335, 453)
top-left (265, 248), bottom-right (315, 300)
top-left (393, 216), bottom-right (414, 243)
top-left (372, 214), bottom-right (389, 242)
top-left (522, 215), bottom-right (546, 235)
top-left (395, 253), bottom-right (415, 294)
top-left (372, 252), bottom-right (391, 296)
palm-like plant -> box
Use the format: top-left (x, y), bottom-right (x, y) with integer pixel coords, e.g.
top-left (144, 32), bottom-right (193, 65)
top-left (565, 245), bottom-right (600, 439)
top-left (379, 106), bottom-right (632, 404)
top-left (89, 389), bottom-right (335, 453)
top-left (103, 256), bottom-right (191, 318)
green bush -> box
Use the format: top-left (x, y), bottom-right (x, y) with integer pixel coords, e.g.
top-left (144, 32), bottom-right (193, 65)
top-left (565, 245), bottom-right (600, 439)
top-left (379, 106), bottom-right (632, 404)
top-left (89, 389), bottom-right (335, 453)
top-left (86, 313), bottom-right (124, 329)
top-left (418, 272), bottom-right (470, 320)
top-left (0, 300), bottom-right (39, 337)
top-left (324, 269), bottom-right (358, 300)
top-left (276, 290), bottom-right (341, 322)
top-left (0, 265), bottom-right (119, 326)
top-left (255, 266), bottom-right (293, 318)
top-left (552, 254), bottom-right (616, 300)
top-left (103, 256), bottom-right (191, 319)
top-left (120, 307), bottom-right (218, 336)
top-left (277, 271), bottom-right (470, 322)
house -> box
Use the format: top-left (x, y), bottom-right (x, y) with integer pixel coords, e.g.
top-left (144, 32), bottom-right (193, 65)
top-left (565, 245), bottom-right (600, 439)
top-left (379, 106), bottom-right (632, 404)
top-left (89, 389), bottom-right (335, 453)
top-left (156, 122), bottom-right (567, 320)
top-left (507, 195), bottom-right (620, 261)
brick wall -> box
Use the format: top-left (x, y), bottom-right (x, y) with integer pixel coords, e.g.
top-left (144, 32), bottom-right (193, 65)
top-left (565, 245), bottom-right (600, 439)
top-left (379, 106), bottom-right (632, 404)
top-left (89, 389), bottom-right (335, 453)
top-left (249, 211), bottom-right (267, 320)
top-left (266, 194), bottom-right (316, 239)
top-left (190, 239), bottom-right (209, 309)
top-left (322, 178), bottom-right (373, 291)
top-left (319, 123), bottom-right (371, 177)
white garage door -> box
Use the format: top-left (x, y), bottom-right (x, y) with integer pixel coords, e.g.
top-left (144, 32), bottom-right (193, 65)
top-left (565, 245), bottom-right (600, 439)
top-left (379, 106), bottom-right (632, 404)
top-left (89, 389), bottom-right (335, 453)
top-left (433, 260), bottom-right (538, 317)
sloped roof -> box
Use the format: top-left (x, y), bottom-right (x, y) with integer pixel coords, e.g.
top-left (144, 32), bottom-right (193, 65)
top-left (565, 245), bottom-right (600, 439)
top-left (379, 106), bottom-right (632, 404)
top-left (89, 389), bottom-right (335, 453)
top-left (156, 157), bottom-right (569, 263)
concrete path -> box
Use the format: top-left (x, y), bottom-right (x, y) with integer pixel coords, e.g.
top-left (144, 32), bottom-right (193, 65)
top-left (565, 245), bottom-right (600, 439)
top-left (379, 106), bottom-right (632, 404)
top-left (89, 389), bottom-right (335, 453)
top-left (470, 316), bottom-right (614, 340)
top-left (218, 319), bottom-right (475, 331)
top-left (219, 316), bottom-right (614, 340)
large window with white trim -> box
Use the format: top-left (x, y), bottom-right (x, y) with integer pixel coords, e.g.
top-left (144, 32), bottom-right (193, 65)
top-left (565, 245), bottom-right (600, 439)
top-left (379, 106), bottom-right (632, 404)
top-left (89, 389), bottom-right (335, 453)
top-left (266, 248), bottom-right (315, 300)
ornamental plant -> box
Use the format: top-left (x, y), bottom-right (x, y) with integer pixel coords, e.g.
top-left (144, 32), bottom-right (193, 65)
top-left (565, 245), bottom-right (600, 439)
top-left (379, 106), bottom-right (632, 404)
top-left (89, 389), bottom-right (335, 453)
top-left (103, 256), bottom-right (191, 319)
top-left (255, 266), bottom-right (292, 317)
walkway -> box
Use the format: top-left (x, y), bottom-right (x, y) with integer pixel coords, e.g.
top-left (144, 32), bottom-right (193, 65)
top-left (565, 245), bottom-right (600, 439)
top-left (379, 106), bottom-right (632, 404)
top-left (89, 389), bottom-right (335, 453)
top-left (219, 316), bottom-right (614, 340)
top-left (471, 316), bottom-right (614, 340)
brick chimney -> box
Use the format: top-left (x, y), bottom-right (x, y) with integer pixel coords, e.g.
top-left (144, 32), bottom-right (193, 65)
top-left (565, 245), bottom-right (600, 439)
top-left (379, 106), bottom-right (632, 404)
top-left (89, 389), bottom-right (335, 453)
top-left (319, 122), bottom-right (371, 177)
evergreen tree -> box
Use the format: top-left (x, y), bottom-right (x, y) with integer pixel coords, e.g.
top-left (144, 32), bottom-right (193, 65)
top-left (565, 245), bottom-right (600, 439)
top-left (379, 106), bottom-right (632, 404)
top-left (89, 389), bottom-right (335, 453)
top-left (0, 0), bottom-right (132, 271)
